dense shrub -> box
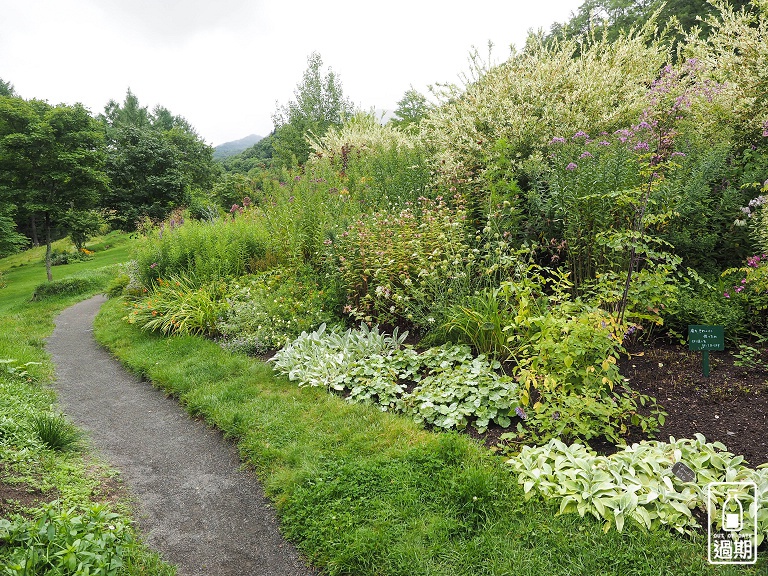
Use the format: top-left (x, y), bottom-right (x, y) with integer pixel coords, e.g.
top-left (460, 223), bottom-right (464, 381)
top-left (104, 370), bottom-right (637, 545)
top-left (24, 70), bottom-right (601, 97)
top-left (331, 196), bottom-right (473, 332)
top-left (663, 278), bottom-right (748, 343)
top-left (48, 248), bottom-right (94, 266)
top-left (421, 31), bottom-right (665, 193)
top-left (31, 268), bottom-right (116, 300)
top-left (310, 112), bottom-right (433, 208)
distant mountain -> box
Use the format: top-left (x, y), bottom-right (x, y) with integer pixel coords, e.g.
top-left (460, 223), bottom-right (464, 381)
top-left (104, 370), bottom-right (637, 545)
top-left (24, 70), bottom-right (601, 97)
top-left (213, 134), bottom-right (262, 160)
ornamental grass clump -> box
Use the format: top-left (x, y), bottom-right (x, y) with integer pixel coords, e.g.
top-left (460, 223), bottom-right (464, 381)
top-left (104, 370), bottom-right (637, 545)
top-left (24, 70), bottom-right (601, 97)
top-left (30, 413), bottom-right (82, 453)
top-left (124, 273), bottom-right (228, 336)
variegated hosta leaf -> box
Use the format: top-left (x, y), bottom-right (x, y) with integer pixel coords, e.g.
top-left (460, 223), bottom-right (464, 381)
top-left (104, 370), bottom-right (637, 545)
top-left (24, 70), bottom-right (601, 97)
top-left (506, 437), bottom-right (768, 539)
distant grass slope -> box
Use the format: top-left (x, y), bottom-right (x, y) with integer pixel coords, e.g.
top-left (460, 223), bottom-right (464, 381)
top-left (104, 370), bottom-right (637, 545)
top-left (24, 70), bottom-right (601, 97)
top-left (94, 294), bottom-right (765, 576)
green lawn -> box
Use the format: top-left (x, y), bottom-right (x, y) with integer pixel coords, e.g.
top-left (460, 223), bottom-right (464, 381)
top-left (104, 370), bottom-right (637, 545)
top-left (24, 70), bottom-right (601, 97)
top-left (94, 296), bottom-right (766, 576)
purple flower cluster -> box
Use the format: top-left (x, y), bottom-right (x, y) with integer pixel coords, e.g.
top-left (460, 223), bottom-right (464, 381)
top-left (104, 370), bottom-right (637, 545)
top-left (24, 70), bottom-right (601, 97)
top-left (747, 254), bottom-right (767, 268)
top-left (725, 254), bottom-right (768, 297)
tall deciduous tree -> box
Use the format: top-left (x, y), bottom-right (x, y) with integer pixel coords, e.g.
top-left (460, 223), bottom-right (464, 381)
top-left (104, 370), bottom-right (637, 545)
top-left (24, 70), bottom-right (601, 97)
top-left (100, 90), bottom-right (217, 229)
top-left (547, 0), bottom-right (753, 50)
top-left (389, 87), bottom-right (431, 132)
top-left (271, 52), bottom-right (354, 167)
top-left (0, 78), bottom-right (16, 98)
top-left (0, 97), bottom-right (107, 280)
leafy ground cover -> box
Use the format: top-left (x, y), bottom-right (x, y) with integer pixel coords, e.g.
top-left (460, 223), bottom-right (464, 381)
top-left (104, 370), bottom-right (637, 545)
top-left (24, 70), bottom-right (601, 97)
top-left (94, 297), bottom-right (766, 575)
top-left (0, 233), bottom-right (175, 575)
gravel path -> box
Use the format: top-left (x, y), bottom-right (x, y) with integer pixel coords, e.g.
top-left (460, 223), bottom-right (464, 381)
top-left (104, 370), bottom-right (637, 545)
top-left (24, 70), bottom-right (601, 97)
top-left (46, 295), bottom-right (315, 576)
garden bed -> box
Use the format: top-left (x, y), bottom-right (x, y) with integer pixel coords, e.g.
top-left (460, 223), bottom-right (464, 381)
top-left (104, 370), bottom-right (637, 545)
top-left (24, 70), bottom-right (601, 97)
top-left (464, 344), bottom-right (768, 466)
top-left (619, 344), bottom-right (768, 466)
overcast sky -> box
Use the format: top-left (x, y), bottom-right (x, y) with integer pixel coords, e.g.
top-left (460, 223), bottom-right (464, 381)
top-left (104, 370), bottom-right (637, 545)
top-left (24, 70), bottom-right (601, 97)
top-left (0, 1), bottom-right (583, 146)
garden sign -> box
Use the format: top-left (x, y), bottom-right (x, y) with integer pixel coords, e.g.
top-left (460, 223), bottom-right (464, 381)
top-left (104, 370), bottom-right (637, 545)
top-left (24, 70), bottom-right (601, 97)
top-left (688, 325), bottom-right (724, 377)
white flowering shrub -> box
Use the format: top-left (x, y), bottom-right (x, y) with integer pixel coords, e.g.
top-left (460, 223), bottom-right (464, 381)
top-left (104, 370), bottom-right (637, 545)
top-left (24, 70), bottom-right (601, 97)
top-left (421, 32), bottom-right (665, 189)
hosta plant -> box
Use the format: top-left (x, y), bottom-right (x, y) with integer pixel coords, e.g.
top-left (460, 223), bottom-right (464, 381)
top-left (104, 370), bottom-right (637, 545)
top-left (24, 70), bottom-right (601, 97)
top-left (269, 323), bottom-right (408, 390)
top-left (505, 435), bottom-right (768, 542)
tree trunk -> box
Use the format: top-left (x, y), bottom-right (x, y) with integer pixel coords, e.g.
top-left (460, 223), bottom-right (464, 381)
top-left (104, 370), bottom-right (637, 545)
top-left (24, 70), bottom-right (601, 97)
top-left (45, 211), bottom-right (52, 282)
top-left (30, 213), bottom-right (39, 247)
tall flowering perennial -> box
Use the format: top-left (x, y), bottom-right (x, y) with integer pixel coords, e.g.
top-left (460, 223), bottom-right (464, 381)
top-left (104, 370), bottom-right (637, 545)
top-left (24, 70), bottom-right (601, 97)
top-left (545, 120), bottom-right (679, 299)
top-left (639, 58), bottom-right (724, 165)
top-left (544, 58), bottom-right (727, 321)
top-left (722, 254), bottom-right (768, 331)
top-left (333, 196), bottom-right (472, 329)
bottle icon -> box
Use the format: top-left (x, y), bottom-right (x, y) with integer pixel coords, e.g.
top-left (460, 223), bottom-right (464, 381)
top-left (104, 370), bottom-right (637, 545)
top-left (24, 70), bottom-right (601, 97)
top-left (722, 491), bottom-right (743, 532)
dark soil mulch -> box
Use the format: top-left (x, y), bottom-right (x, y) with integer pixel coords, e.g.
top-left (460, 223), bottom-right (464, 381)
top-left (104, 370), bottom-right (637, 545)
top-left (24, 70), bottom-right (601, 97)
top-left (619, 343), bottom-right (768, 466)
top-left (0, 463), bottom-right (60, 519)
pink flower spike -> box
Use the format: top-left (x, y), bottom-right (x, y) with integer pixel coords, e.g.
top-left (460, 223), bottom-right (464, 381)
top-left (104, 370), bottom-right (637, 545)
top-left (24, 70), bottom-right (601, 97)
top-left (724, 292), bottom-right (730, 298)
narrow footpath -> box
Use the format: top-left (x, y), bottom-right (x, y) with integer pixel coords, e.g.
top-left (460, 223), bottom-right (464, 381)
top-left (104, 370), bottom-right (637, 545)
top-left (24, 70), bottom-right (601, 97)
top-left (46, 295), bottom-right (315, 576)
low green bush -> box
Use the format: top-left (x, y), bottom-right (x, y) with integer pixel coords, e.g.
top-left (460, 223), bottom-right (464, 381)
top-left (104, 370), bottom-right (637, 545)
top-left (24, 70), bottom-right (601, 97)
top-left (31, 267), bottom-right (119, 301)
top-left (106, 273), bottom-right (131, 298)
top-left (663, 280), bottom-right (748, 344)
top-left (0, 502), bottom-right (134, 575)
top-left (32, 276), bottom-right (101, 300)
top-left (48, 248), bottom-right (94, 267)
top-left (216, 267), bottom-right (338, 354)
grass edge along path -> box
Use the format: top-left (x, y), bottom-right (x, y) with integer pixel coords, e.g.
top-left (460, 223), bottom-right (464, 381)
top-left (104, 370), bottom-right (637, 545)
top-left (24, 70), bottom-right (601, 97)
top-left (0, 234), bottom-right (175, 575)
top-left (93, 297), bottom-right (763, 576)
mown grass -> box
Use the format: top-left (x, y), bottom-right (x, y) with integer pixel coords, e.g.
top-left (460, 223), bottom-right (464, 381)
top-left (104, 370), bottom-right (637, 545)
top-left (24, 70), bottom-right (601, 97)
top-left (94, 297), bottom-right (766, 576)
top-left (0, 233), bottom-right (176, 575)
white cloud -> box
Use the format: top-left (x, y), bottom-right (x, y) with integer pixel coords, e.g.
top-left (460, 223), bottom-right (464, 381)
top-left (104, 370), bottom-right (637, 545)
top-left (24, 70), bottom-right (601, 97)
top-left (0, 0), bottom-right (582, 145)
